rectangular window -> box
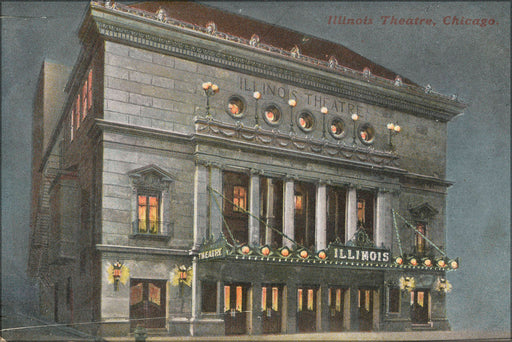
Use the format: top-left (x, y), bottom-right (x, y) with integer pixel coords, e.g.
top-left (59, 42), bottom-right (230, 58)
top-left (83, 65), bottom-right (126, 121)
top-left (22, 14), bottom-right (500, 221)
top-left (416, 222), bottom-right (427, 254)
top-left (411, 290), bottom-right (430, 324)
top-left (294, 182), bottom-right (316, 248)
top-left (259, 177), bottom-right (283, 247)
top-left (87, 69), bottom-right (93, 110)
top-left (388, 287), bottom-right (400, 313)
top-left (327, 186), bottom-right (346, 244)
top-left (233, 185), bottom-right (247, 212)
top-left (201, 281), bottom-right (217, 313)
top-left (356, 190), bottom-right (375, 241)
top-left (82, 80), bottom-right (88, 120)
top-left (137, 194), bottom-right (160, 234)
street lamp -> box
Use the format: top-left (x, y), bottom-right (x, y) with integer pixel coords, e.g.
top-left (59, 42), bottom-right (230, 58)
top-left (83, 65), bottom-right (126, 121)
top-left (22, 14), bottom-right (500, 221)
top-left (288, 99), bottom-right (297, 133)
top-left (253, 91), bottom-right (261, 127)
top-left (387, 122), bottom-right (401, 150)
top-left (321, 106), bottom-right (328, 139)
top-left (202, 82), bottom-right (219, 118)
top-left (351, 113), bottom-right (359, 145)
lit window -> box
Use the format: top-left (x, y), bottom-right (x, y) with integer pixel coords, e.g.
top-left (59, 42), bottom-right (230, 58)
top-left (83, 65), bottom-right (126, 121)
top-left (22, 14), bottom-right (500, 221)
top-left (227, 96), bottom-right (245, 117)
top-left (137, 194), bottom-right (160, 234)
top-left (294, 194), bottom-right (303, 214)
top-left (263, 104), bottom-right (281, 124)
top-left (329, 118), bottom-right (345, 138)
top-left (297, 112), bottom-right (314, 132)
top-left (357, 200), bottom-right (365, 223)
top-left (416, 223), bottom-right (426, 254)
top-left (233, 186), bottom-right (247, 212)
top-left (297, 289), bottom-right (303, 311)
top-left (358, 123), bottom-right (375, 144)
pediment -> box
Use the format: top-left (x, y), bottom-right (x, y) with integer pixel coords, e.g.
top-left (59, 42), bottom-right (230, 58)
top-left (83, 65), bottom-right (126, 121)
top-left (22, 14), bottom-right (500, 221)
top-left (409, 202), bottom-right (438, 220)
top-left (128, 164), bottom-right (174, 189)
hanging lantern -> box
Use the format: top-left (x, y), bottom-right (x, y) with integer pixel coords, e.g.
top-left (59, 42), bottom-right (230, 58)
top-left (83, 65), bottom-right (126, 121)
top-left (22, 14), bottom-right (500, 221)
top-left (107, 261), bottom-right (129, 292)
top-left (399, 276), bottom-right (416, 292)
top-left (172, 265), bottom-right (193, 288)
top-left (434, 277), bottom-right (453, 293)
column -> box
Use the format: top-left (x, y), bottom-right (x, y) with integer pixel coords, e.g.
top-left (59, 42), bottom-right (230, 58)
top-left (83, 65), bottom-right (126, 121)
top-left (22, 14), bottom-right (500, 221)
top-left (248, 170), bottom-right (260, 246)
top-left (209, 165), bottom-right (223, 239)
top-left (265, 179), bottom-right (276, 246)
top-left (349, 287), bottom-right (359, 331)
top-left (286, 284), bottom-right (297, 334)
top-left (193, 162), bottom-right (208, 249)
top-left (375, 189), bottom-right (392, 249)
top-left (346, 186), bottom-right (358, 242)
top-left (190, 256), bottom-right (199, 336)
top-left (315, 182), bottom-right (327, 251)
top-left (320, 284), bottom-right (330, 332)
top-left (283, 177), bottom-right (295, 248)
top-left (252, 283), bottom-right (263, 334)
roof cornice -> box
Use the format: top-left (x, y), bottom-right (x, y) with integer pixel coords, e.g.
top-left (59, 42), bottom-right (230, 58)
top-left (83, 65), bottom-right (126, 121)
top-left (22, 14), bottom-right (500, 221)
top-left (88, 2), bottom-right (466, 122)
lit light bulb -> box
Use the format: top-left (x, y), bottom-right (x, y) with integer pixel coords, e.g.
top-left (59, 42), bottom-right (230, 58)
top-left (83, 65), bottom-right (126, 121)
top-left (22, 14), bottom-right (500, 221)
top-left (351, 113), bottom-right (359, 121)
top-left (387, 123), bottom-right (395, 130)
top-left (253, 91), bottom-right (261, 100)
top-left (394, 125), bottom-right (401, 132)
top-left (288, 99), bottom-right (297, 107)
top-left (321, 106), bottom-right (328, 114)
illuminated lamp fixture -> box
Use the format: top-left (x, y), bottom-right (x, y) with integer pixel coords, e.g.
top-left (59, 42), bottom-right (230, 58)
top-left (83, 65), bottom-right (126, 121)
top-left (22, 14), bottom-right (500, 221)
top-left (449, 259), bottom-right (459, 269)
top-left (434, 277), bottom-right (453, 293)
top-left (253, 91), bottom-right (261, 127)
top-left (299, 250), bottom-right (308, 259)
top-left (399, 276), bottom-right (416, 292)
top-left (351, 113), bottom-right (359, 145)
top-left (241, 245), bottom-right (250, 255)
top-left (280, 247), bottom-right (290, 257)
top-left (394, 75), bottom-right (403, 87)
top-left (437, 259), bottom-right (447, 268)
top-left (261, 246), bottom-right (270, 256)
top-left (423, 258), bottom-right (433, 267)
top-left (288, 99), bottom-right (297, 133)
top-left (395, 256), bottom-right (403, 265)
top-left (317, 250), bottom-right (327, 260)
top-left (387, 122), bottom-right (401, 150)
top-left (202, 82), bottom-right (219, 118)
top-left (320, 107), bottom-right (328, 139)
top-left (108, 260), bottom-right (129, 291)
top-left (410, 258), bottom-right (418, 266)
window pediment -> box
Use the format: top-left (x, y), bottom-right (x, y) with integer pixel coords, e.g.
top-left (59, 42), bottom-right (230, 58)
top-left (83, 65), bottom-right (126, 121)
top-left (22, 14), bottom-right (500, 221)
top-left (128, 165), bottom-right (174, 190)
top-left (409, 202), bottom-right (438, 220)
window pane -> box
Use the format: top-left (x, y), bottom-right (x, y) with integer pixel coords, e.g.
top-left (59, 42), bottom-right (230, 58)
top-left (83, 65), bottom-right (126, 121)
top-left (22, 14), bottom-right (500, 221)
top-left (87, 69), bottom-right (93, 110)
top-left (236, 286), bottom-right (243, 312)
top-left (272, 287), bottom-right (279, 311)
top-left (261, 287), bottom-right (267, 311)
top-left (233, 186), bottom-right (247, 212)
top-left (224, 286), bottom-right (230, 312)
top-left (297, 289), bottom-right (303, 312)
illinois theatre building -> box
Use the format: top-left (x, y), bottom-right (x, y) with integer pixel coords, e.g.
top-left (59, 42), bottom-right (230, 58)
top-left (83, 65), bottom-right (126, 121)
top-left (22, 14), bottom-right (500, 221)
top-left (28, 1), bottom-right (465, 337)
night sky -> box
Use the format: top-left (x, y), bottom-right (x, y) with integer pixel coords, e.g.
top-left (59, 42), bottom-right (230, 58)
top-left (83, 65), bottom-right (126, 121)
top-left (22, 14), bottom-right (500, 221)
top-left (1, 1), bottom-right (510, 333)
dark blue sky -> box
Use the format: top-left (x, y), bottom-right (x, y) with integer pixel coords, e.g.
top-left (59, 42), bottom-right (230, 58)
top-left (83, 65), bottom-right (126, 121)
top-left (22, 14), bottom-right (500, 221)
top-left (1, 1), bottom-right (510, 332)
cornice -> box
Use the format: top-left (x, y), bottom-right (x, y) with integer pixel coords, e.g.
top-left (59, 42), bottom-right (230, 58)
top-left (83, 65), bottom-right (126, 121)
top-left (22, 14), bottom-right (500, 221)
top-left (88, 3), bottom-right (466, 123)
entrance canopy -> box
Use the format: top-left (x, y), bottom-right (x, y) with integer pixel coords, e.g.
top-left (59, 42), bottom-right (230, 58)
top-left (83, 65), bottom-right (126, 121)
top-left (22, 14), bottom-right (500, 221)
top-left (197, 229), bottom-right (458, 272)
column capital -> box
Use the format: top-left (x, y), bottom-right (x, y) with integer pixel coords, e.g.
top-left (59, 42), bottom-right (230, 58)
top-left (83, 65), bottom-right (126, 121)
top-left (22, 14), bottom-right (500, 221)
top-left (249, 168), bottom-right (263, 176)
top-left (284, 174), bottom-right (297, 182)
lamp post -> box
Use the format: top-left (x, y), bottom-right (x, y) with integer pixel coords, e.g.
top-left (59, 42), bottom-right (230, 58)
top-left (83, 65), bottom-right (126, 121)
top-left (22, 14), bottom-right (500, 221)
top-left (321, 106), bottom-right (328, 139)
top-left (351, 113), bottom-right (359, 145)
top-left (202, 82), bottom-right (219, 118)
top-left (253, 91), bottom-right (261, 127)
top-left (387, 122), bottom-right (401, 150)
top-left (288, 99), bottom-right (297, 133)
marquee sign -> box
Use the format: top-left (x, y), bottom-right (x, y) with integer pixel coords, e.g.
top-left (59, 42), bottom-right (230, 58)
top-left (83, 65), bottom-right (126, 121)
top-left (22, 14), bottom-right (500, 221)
top-left (329, 245), bottom-right (391, 263)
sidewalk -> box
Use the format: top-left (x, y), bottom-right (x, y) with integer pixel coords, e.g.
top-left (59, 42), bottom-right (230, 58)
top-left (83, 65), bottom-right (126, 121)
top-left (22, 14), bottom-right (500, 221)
top-left (104, 331), bottom-right (511, 342)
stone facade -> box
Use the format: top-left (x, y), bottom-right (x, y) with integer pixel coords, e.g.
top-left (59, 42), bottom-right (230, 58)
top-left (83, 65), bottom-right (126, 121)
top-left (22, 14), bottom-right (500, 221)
top-left (28, 1), bottom-right (464, 338)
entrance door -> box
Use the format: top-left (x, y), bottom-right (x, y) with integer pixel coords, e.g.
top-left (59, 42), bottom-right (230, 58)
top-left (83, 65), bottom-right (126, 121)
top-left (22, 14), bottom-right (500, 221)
top-left (297, 286), bottom-right (318, 333)
top-left (411, 290), bottom-right (430, 324)
top-left (262, 284), bottom-right (284, 334)
top-left (358, 289), bottom-right (373, 331)
top-left (328, 287), bottom-right (345, 332)
top-left (129, 279), bottom-right (167, 330)
top-left (224, 283), bottom-right (251, 335)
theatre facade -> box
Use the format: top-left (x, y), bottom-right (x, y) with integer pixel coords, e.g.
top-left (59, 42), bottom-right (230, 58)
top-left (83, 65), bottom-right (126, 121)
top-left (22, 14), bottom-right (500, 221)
top-left (28, 1), bottom-right (465, 337)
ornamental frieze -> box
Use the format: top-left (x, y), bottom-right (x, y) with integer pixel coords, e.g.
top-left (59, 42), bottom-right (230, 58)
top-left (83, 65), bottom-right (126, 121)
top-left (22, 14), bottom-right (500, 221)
top-left (195, 117), bottom-right (400, 168)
